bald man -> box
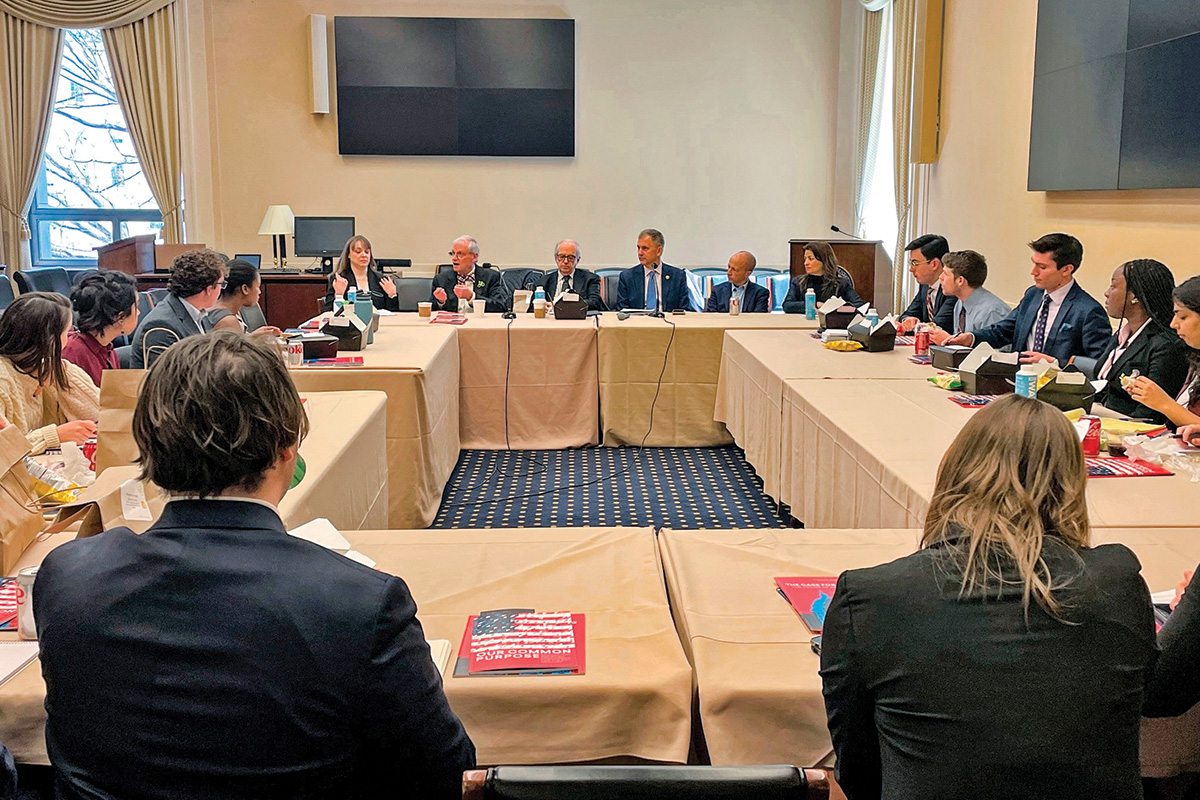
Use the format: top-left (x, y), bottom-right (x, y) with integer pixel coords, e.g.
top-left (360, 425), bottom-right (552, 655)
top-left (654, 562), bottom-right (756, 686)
top-left (705, 251), bottom-right (771, 313)
top-left (533, 239), bottom-right (605, 311)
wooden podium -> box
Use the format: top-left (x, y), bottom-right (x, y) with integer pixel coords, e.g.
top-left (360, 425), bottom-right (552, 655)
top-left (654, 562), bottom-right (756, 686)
top-left (96, 235), bottom-right (204, 275)
top-left (788, 238), bottom-right (894, 313)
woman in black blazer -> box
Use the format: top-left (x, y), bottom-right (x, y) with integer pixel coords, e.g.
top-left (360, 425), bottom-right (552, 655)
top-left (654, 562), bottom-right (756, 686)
top-left (1093, 259), bottom-right (1189, 424)
top-left (782, 241), bottom-right (863, 313)
top-left (323, 235), bottom-right (400, 312)
top-left (820, 394), bottom-right (1155, 800)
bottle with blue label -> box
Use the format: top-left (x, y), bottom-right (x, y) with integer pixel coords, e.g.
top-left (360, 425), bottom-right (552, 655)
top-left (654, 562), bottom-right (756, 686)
top-left (1014, 364), bottom-right (1039, 398)
top-left (347, 286), bottom-right (357, 306)
top-left (534, 286), bottom-right (546, 301)
top-left (805, 287), bottom-right (817, 319)
top-left (866, 308), bottom-right (879, 327)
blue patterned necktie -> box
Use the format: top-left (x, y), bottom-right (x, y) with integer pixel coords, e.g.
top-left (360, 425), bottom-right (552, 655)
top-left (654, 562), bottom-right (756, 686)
top-left (646, 269), bottom-right (658, 311)
top-left (1032, 292), bottom-right (1052, 353)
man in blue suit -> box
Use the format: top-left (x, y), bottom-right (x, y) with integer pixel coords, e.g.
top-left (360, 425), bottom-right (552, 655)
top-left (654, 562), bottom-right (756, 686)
top-left (705, 251), bottom-right (770, 313)
top-left (616, 228), bottom-right (690, 312)
top-left (897, 234), bottom-right (956, 333)
top-left (36, 332), bottom-right (474, 800)
top-left (947, 233), bottom-right (1111, 365)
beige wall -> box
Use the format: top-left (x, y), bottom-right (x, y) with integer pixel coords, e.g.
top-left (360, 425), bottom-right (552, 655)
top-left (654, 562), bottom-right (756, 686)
top-left (923, 0), bottom-right (1200, 306)
top-left (186, 0), bottom-right (848, 273)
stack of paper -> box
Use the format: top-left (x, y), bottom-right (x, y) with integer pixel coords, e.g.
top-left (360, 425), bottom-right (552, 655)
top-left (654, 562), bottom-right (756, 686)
top-left (287, 518), bottom-right (377, 568)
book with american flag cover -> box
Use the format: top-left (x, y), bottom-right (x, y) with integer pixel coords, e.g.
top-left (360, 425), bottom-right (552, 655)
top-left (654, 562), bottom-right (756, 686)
top-left (453, 609), bottom-right (585, 677)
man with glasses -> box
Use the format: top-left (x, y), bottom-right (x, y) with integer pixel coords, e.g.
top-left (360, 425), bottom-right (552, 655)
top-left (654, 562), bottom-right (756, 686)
top-left (897, 234), bottom-right (956, 334)
top-left (130, 248), bottom-right (227, 368)
top-left (531, 239), bottom-right (605, 312)
top-left (431, 235), bottom-right (506, 313)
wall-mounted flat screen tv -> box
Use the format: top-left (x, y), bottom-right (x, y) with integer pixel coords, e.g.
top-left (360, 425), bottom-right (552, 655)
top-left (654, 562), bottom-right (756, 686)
top-left (334, 17), bottom-right (575, 157)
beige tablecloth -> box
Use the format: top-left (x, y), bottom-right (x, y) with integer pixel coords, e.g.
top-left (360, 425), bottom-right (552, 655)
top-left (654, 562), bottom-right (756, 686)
top-left (716, 330), bottom-right (932, 499)
top-left (659, 526), bottom-right (1200, 776)
top-left (290, 327), bottom-right (459, 528)
top-left (346, 526), bottom-right (692, 766)
top-left (281, 391), bottom-right (388, 531)
top-left (383, 313), bottom-right (600, 448)
top-left (781, 378), bottom-right (1200, 529)
top-left (597, 313), bottom-right (819, 447)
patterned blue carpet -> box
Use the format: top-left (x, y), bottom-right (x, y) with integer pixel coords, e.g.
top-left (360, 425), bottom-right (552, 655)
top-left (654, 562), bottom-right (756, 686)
top-left (433, 446), bottom-right (788, 529)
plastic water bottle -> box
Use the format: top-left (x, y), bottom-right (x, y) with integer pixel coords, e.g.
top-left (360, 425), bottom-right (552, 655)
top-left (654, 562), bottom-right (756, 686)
top-left (347, 286), bottom-right (357, 305)
top-left (804, 287), bottom-right (817, 320)
top-left (1015, 364), bottom-right (1039, 398)
top-left (866, 308), bottom-right (879, 327)
top-left (534, 286), bottom-right (546, 302)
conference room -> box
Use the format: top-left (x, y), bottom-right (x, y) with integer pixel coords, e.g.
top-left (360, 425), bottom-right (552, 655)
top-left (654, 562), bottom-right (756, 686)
top-left (2, 1), bottom-right (1200, 799)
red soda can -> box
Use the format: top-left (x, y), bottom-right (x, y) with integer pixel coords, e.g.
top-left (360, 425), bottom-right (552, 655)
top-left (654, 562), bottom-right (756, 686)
top-left (82, 439), bottom-right (97, 472)
top-left (1081, 415), bottom-right (1101, 456)
top-left (914, 327), bottom-right (931, 356)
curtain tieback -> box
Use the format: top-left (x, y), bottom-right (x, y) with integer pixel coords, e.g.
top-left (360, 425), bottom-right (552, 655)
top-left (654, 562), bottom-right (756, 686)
top-left (0, 202), bottom-right (31, 239)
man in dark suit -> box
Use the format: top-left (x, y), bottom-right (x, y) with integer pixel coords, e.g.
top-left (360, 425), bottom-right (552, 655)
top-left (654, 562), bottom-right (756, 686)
top-left (616, 228), bottom-right (690, 312)
top-left (130, 248), bottom-right (226, 368)
top-left (35, 333), bottom-right (474, 800)
top-left (431, 235), bottom-right (507, 313)
top-left (705, 250), bottom-right (770, 313)
top-left (897, 234), bottom-right (956, 333)
top-left (948, 232), bottom-right (1111, 364)
top-left (535, 239), bottom-right (604, 311)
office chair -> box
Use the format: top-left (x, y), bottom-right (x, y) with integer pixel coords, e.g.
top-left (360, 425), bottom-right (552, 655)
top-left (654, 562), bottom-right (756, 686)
top-left (13, 267), bottom-right (71, 296)
top-left (462, 765), bottom-right (831, 800)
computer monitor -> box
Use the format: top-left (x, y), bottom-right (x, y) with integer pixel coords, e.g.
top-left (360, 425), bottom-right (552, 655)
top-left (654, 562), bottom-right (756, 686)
top-left (293, 216), bottom-right (355, 272)
top-left (234, 254), bottom-right (261, 268)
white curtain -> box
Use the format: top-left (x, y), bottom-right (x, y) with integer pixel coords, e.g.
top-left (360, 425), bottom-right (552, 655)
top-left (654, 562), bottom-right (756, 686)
top-left (890, 0), bottom-right (918, 311)
top-left (853, 6), bottom-right (888, 235)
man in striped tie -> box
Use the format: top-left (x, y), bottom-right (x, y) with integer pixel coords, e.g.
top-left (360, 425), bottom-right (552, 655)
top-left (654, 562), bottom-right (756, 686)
top-left (897, 234), bottom-right (957, 334)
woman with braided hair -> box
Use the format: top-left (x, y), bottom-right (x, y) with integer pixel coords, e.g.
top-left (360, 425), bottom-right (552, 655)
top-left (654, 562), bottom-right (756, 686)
top-left (1093, 259), bottom-right (1189, 424)
top-left (1120, 272), bottom-right (1200, 428)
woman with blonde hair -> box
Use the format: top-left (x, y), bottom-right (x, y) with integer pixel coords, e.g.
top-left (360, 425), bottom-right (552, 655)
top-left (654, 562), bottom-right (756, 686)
top-left (323, 234), bottom-right (399, 311)
top-left (820, 394), bottom-right (1154, 800)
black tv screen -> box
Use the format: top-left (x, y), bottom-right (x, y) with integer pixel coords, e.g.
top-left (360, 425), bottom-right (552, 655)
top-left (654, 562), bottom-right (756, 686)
top-left (334, 17), bottom-right (575, 157)
top-left (1029, 0), bottom-right (1200, 190)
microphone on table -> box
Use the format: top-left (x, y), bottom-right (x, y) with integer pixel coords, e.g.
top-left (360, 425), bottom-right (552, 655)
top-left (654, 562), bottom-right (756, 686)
top-left (830, 225), bottom-right (864, 240)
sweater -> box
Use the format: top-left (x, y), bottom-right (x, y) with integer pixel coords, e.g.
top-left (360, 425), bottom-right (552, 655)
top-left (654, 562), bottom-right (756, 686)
top-left (0, 357), bottom-right (100, 454)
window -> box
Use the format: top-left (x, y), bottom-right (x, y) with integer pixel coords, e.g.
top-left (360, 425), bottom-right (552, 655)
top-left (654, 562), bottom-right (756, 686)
top-left (28, 28), bottom-right (161, 267)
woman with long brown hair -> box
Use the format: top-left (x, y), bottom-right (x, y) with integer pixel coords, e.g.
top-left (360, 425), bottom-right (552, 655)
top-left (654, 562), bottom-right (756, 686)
top-left (821, 395), bottom-right (1154, 800)
top-left (782, 241), bottom-right (863, 313)
top-left (0, 292), bottom-right (99, 453)
top-left (323, 234), bottom-right (399, 311)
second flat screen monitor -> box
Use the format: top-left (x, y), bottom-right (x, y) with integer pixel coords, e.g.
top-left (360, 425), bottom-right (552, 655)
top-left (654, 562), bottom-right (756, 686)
top-left (334, 17), bottom-right (575, 157)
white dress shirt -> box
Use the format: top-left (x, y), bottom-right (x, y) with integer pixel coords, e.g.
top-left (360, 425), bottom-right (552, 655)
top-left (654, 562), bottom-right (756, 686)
top-left (1025, 279), bottom-right (1075, 351)
top-left (1098, 319), bottom-right (1150, 380)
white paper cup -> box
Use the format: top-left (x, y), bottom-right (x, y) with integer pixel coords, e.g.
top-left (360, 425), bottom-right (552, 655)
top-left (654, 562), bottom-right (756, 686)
top-left (533, 298), bottom-right (547, 319)
top-left (472, 299), bottom-right (486, 318)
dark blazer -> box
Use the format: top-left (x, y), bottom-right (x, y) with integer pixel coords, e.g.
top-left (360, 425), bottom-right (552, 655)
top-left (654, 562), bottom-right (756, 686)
top-left (538, 268), bottom-right (605, 312)
top-left (324, 268), bottom-right (400, 312)
top-left (1094, 320), bottom-right (1190, 425)
top-left (900, 283), bottom-right (956, 330)
top-left (130, 293), bottom-right (203, 369)
top-left (431, 266), bottom-right (507, 313)
top-left (821, 539), bottom-right (1154, 800)
top-left (35, 500), bottom-right (475, 800)
top-left (705, 280), bottom-right (770, 313)
top-left (615, 263), bottom-right (690, 312)
top-left (973, 282), bottom-right (1111, 364)
top-left (1147, 567), bottom-right (1200, 717)
top-left (782, 269), bottom-right (863, 314)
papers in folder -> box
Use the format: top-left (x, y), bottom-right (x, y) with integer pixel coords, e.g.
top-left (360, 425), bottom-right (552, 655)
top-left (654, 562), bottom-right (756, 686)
top-left (287, 518), bottom-right (377, 568)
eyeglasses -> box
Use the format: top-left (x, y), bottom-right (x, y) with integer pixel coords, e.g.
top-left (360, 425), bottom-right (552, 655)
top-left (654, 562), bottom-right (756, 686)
top-left (218, 280), bottom-right (228, 289)
top-left (555, 254), bottom-right (578, 263)
top-left (449, 251), bottom-right (472, 258)
top-left (909, 259), bottom-right (930, 268)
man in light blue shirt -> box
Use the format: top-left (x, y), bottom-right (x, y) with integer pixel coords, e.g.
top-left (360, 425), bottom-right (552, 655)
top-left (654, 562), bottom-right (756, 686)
top-left (930, 250), bottom-right (1011, 346)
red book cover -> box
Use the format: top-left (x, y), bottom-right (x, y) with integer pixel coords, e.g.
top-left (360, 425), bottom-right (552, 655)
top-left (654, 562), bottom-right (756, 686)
top-left (0, 579), bottom-right (16, 631)
top-left (775, 577), bottom-right (838, 634)
top-left (458, 611), bottom-right (585, 674)
top-left (1085, 457), bottom-right (1173, 478)
top-left (431, 313), bottom-right (469, 325)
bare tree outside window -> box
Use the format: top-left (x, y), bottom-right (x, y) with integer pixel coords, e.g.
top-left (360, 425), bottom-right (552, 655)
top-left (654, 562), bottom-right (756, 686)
top-left (29, 28), bottom-right (162, 264)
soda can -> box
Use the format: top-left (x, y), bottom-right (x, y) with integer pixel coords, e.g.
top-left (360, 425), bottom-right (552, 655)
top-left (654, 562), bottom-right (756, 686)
top-left (287, 341), bottom-right (304, 367)
top-left (16, 566), bottom-right (38, 641)
top-left (1081, 415), bottom-right (1102, 457)
top-left (914, 327), bottom-right (931, 356)
top-left (82, 439), bottom-right (98, 472)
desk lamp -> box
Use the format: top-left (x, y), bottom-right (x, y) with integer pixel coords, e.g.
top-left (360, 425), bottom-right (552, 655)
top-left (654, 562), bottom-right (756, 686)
top-left (258, 205), bottom-right (294, 267)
